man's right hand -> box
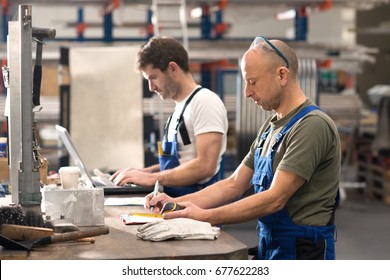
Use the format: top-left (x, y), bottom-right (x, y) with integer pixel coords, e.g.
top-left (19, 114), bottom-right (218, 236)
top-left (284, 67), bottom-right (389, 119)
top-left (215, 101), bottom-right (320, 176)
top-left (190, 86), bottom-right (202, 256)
top-left (145, 192), bottom-right (173, 213)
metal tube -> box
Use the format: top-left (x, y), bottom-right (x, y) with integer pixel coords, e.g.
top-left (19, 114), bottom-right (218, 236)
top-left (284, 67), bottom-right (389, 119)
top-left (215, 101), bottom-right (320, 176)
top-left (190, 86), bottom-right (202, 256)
top-left (32, 27), bottom-right (56, 39)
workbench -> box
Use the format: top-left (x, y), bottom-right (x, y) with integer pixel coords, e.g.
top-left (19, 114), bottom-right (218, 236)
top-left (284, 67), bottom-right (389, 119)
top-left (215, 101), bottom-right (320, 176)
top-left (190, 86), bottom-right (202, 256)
top-left (0, 195), bottom-right (248, 260)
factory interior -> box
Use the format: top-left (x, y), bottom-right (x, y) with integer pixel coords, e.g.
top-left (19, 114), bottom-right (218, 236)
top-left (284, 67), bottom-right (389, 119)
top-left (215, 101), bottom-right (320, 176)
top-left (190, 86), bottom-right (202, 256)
top-left (0, 0), bottom-right (390, 263)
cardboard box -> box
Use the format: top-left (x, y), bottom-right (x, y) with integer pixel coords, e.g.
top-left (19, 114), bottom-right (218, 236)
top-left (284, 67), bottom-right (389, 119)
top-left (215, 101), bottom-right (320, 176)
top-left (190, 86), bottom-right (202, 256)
top-left (0, 157), bottom-right (48, 184)
top-left (42, 187), bottom-right (105, 226)
top-left (0, 158), bottom-right (9, 183)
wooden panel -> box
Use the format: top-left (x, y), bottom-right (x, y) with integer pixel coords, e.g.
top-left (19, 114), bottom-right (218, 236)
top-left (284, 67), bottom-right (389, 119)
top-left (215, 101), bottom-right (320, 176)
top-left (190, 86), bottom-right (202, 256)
top-left (41, 63), bottom-right (59, 97)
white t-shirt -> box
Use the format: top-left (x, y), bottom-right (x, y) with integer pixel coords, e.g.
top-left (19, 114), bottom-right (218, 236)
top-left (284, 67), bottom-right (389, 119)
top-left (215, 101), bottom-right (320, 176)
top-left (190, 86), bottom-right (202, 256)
top-left (166, 87), bottom-right (228, 183)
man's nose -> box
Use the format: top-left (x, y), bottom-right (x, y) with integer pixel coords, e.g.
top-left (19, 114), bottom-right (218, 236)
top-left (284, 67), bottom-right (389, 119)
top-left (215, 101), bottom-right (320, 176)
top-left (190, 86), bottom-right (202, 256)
top-left (244, 85), bottom-right (252, 98)
top-left (148, 81), bottom-right (156, 92)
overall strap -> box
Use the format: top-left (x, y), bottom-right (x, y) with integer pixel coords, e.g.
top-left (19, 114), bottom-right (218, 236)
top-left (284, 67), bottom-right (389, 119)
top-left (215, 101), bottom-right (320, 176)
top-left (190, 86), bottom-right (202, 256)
top-left (282, 105), bottom-right (320, 133)
top-left (270, 105), bottom-right (320, 151)
top-left (163, 87), bottom-right (203, 138)
top-left (265, 104), bottom-right (339, 226)
top-left (174, 86), bottom-right (202, 131)
top-left (256, 126), bottom-right (271, 150)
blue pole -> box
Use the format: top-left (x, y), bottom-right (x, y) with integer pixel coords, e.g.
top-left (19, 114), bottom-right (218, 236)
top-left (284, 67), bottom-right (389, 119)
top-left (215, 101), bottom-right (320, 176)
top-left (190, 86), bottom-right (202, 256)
top-left (295, 8), bottom-right (308, 41)
top-left (201, 63), bottom-right (212, 90)
top-left (2, 5), bottom-right (8, 43)
top-left (146, 8), bottom-right (153, 38)
top-left (77, 7), bottom-right (84, 42)
top-left (201, 5), bottom-right (211, 40)
top-left (103, 12), bottom-right (113, 43)
top-left (215, 9), bottom-right (223, 39)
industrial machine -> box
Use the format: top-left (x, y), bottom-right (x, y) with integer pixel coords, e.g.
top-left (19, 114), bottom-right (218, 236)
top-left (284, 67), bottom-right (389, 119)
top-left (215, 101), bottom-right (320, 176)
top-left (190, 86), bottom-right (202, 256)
top-left (2, 4), bottom-right (55, 208)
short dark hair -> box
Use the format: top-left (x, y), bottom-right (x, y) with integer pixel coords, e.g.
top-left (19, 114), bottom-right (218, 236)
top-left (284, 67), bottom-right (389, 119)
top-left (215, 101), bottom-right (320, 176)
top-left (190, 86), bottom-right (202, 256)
top-left (136, 36), bottom-right (190, 73)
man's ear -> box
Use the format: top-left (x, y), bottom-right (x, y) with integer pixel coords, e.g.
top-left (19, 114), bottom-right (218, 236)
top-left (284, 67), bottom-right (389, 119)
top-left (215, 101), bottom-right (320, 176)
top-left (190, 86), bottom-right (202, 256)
top-left (168, 61), bottom-right (178, 76)
top-left (279, 67), bottom-right (289, 86)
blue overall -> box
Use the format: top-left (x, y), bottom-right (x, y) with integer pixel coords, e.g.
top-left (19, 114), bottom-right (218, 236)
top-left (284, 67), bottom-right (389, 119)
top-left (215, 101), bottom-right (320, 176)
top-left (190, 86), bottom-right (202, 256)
top-left (251, 105), bottom-right (338, 260)
top-left (159, 87), bottom-right (219, 197)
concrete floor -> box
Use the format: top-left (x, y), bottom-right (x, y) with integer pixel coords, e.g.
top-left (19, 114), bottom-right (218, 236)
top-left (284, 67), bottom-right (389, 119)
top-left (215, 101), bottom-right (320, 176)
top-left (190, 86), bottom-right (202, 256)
top-left (223, 189), bottom-right (390, 260)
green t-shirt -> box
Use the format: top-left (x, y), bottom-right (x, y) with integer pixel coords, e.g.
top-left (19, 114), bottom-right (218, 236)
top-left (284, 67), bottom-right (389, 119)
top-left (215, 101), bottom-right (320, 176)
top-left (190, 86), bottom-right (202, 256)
top-left (243, 99), bottom-right (341, 226)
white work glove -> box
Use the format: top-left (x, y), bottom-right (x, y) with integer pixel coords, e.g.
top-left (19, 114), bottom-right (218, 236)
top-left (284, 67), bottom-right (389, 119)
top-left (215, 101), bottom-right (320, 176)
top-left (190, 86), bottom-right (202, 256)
top-left (136, 218), bottom-right (220, 242)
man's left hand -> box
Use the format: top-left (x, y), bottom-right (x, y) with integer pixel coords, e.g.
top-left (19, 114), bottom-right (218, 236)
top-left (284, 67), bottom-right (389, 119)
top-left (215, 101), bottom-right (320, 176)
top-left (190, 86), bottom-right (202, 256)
top-left (113, 169), bottom-right (155, 187)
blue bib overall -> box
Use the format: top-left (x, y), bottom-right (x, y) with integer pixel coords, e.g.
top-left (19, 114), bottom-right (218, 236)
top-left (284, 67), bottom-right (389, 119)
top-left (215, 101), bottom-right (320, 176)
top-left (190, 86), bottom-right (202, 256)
top-left (159, 87), bottom-right (219, 197)
top-left (251, 105), bottom-right (338, 260)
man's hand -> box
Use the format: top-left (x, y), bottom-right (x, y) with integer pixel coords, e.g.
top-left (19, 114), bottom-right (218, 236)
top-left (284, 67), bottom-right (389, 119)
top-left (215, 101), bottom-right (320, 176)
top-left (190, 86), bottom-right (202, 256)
top-left (110, 169), bottom-right (156, 187)
top-left (109, 167), bottom-right (137, 182)
top-left (145, 192), bottom-right (173, 213)
top-left (162, 201), bottom-right (212, 224)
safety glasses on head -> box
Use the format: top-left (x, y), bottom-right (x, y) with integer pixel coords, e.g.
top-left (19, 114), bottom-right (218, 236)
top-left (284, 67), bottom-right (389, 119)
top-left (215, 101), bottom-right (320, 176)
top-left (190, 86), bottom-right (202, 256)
top-left (250, 35), bottom-right (289, 69)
